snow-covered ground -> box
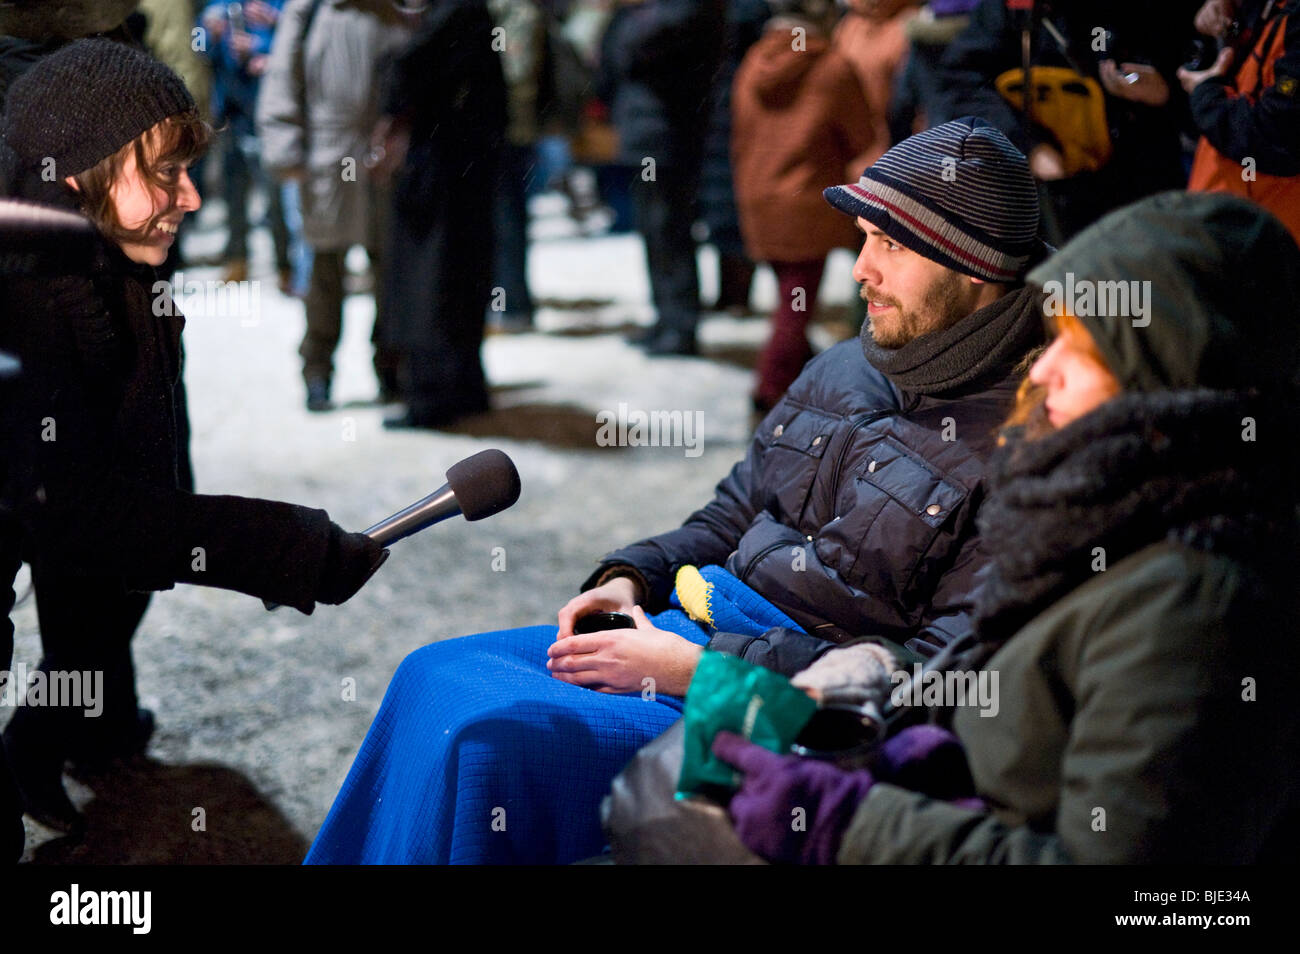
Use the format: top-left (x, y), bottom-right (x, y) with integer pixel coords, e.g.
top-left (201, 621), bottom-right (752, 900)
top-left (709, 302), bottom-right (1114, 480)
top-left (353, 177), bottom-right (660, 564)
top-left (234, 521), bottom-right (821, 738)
top-left (10, 193), bottom-right (857, 862)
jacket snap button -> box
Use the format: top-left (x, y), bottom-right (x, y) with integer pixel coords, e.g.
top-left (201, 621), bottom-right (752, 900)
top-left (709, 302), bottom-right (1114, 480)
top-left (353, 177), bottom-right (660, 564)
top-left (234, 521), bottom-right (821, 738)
top-left (806, 535), bottom-right (813, 542)
top-left (773, 424), bottom-right (784, 438)
top-left (867, 460), bottom-right (877, 473)
top-left (812, 436), bottom-right (822, 447)
top-left (926, 504), bottom-right (941, 516)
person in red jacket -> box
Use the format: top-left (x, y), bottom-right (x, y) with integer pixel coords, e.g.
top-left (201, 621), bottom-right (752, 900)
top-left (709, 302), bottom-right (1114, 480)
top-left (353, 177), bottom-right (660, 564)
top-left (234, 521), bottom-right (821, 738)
top-left (731, 0), bottom-right (874, 412)
top-left (1179, 0), bottom-right (1300, 242)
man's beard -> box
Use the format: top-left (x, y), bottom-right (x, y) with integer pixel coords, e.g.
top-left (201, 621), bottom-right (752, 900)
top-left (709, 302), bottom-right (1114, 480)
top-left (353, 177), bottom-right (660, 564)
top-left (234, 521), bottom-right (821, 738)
top-left (863, 272), bottom-right (971, 349)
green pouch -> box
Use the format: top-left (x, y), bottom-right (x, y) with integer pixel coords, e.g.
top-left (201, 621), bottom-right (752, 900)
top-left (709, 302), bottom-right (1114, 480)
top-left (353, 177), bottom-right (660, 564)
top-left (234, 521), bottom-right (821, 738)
top-left (676, 650), bottom-right (818, 797)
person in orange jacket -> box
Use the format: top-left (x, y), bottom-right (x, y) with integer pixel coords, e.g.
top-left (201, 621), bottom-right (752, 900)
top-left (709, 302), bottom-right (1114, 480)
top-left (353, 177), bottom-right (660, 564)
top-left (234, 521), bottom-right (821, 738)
top-left (1180, 0), bottom-right (1300, 242)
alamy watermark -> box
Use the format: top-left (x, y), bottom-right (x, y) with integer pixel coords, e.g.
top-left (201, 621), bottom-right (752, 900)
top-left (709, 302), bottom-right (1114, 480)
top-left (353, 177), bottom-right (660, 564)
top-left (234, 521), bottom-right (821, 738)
top-left (595, 403), bottom-right (705, 458)
top-left (1041, 271), bottom-right (1151, 327)
top-left (890, 664), bottom-right (999, 718)
top-left (153, 271), bottom-right (262, 327)
top-left (0, 664), bottom-right (102, 717)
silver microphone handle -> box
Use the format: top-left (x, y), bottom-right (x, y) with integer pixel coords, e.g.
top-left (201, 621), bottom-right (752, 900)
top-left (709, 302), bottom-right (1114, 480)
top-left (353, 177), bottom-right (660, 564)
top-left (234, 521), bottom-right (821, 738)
top-left (362, 484), bottom-right (458, 546)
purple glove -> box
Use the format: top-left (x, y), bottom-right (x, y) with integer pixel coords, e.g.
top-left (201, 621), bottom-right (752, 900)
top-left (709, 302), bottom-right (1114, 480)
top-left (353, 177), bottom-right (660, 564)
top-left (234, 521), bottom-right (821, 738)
top-left (712, 731), bottom-right (875, 865)
top-left (876, 724), bottom-right (978, 801)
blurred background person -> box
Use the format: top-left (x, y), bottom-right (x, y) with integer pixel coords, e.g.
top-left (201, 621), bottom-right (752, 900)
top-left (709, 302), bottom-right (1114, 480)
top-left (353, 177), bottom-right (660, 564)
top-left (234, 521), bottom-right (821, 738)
top-left (486, 0), bottom-right (546, 335)
top-left (833, 0), bottom-right (920, 167)
top-left (698, 0), bottom-right (770, 316)
top-left (831, 0), bottom-right (920, 333)
top-left (257, 0), bottom-right (409, 412)
top-left (889, 0), bottom-right (981, 141)
top-left (375, 0), bottom-right (508, 430)
top-left (601, 0), bottom-right (726, 356)
top-left (934, 0), bottom-right (1200, 243)
top-left (731, 0), bottom-right (872, 412)
top-left (137, 0), bottom-right (215, 280)
top-left (1180, 0), bottom-right (1300, 243)
top-left (200, 1), bottom-right (292, 289)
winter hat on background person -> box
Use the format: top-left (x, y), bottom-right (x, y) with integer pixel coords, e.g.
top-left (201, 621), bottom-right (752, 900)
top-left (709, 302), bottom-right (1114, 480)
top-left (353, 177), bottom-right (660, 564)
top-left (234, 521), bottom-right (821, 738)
top-left (1026, 191), bottom-right (1300, 394)
top-left (0, 37), bottom-right (194, 184)
top-left (823, 116), bottom-right (1042, 283)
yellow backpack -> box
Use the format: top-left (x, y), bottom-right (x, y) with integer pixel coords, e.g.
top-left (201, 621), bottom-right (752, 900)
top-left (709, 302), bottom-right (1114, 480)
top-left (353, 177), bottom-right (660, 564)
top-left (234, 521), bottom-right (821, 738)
top-left (995, 64), bottom-right (1113, 176)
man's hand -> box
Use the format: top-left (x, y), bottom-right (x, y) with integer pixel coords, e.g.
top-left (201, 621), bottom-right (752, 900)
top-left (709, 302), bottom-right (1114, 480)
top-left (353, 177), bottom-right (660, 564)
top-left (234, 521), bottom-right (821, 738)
top-left (1028, 143), bottom-right (1067, 181)
top-left (1195, 0), bottom-right (1236, 37)
top-left (201, 7), bottom-right (226, 39)
top-left (1099, 61), bottom-right (1171, 106)
top-left (365, 116), bottom-right (410, 184)
top-left (1178, 47), bottom-right (1234, 94)
top-left (547, 606), bottom-right (703, 696)
top-left (244, 0), bottom-right (279, 27)
top-left (556, 575), bottom-right (640, 639)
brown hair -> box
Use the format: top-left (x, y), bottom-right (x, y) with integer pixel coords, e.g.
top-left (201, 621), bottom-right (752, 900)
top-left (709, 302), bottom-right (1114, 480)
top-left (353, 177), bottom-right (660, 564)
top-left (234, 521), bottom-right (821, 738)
top-left (67, 109), bottom-right (211, 246)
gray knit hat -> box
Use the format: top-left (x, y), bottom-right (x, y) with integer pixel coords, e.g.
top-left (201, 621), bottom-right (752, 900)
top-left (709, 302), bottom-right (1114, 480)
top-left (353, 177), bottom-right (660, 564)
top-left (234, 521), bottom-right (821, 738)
top-left (824, 117), bottom-right (1041, 283)
top-left (1, 37), bottom-right (195, 180)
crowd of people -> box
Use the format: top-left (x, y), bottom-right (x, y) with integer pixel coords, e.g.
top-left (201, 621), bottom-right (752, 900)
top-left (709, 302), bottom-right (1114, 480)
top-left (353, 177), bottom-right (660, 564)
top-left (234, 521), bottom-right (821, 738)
top-left (0, 0), bottom-right (1298, 865)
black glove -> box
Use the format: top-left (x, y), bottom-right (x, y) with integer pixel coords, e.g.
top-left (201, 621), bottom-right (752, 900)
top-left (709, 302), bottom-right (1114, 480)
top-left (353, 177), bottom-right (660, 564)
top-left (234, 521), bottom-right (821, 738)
top-left (316, 523), bottom-right (389, 606)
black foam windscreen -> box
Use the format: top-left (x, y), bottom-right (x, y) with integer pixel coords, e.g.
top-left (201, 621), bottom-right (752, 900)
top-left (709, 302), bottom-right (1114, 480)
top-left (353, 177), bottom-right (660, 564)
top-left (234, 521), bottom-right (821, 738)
top-left (0, 198), bottom-right (96, 275)
top-left (445, 449), bottom-right (521, 521)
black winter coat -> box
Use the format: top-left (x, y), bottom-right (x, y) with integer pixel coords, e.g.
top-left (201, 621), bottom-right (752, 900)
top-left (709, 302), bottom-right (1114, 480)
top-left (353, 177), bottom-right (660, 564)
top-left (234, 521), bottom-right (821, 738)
top-left (377, 0), bottom-right (507, 355)
top-left (599, 0), bottom-right (726, 169)
top-left (586, 285), bottom-right (1045, 675)
top-left (0, 225), bottom-right (339, 614)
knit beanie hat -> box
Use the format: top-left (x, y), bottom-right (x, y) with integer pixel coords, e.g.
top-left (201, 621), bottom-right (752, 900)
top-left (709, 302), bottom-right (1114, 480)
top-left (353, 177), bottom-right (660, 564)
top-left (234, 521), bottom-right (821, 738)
top-left (0, 37), bottom-right (194, 182)
top-left (824, 117), bottom-right (1041, 282)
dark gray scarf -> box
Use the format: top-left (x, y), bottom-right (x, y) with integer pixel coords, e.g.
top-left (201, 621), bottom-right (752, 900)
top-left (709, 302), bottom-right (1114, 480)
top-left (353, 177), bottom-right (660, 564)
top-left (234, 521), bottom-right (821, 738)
top-left (973, 389), bottom-right (1300, 652)
top-left (861, 283), bottom-right (1045, 395)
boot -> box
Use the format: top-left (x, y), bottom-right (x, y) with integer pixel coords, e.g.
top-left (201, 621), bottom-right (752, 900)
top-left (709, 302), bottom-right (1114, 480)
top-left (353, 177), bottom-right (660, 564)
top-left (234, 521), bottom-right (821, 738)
top-left (306, 377), bottom-right (332, 412)
top-left (2, 717), bottom-right (83, 836)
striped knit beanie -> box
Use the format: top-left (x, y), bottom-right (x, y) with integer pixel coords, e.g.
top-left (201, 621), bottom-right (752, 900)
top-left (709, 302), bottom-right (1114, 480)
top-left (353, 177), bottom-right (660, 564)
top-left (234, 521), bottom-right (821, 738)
top-left (1, 38), bottom-right (194, 181)
top-left (824, 117), bottom-right (1040, 282)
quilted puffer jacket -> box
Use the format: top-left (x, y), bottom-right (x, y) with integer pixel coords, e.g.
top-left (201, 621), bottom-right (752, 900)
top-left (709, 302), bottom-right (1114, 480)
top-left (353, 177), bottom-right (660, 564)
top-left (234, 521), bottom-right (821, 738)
top-left (585, 283), bottom-right (1045, 674)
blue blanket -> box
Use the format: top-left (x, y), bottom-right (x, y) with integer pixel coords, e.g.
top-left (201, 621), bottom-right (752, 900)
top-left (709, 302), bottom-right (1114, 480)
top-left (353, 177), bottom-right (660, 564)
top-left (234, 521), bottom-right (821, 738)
top-left (305, 567), bottom-right (799, 864)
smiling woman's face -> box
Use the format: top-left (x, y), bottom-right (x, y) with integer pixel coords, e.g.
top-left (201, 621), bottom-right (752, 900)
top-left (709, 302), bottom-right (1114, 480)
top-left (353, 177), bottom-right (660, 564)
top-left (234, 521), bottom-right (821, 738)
top-left (106, 124), bottom-right (201, 266)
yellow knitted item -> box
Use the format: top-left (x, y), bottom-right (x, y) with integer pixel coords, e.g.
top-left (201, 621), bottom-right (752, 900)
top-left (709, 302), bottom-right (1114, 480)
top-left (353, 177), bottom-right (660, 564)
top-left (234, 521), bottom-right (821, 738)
top-left (674, 565), bottom-right (714, 627)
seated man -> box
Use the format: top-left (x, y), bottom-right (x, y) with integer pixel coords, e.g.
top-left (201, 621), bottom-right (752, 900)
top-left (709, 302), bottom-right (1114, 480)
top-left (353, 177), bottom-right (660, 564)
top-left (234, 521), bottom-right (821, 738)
top-left (304, 118), bottom-right (1049, 865)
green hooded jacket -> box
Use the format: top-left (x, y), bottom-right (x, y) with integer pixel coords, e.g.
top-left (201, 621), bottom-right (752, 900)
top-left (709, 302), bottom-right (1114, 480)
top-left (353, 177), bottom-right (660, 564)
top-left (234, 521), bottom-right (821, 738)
top-left (838, 193), bottom-right (1300, 864)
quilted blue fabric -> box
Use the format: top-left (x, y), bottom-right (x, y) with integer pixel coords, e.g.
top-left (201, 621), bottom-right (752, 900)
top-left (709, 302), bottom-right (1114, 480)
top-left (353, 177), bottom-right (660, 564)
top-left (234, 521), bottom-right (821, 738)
top-left (304, 568), bottom-right (789, 864)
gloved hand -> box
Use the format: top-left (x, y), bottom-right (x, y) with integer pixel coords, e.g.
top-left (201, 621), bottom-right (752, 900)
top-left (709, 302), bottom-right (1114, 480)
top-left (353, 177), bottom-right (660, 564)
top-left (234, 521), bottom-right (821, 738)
top-left (790, 641), bottom-right (896, 708)
top-left (712, 730), bottom-right (875, 865)
top-left (875, 723), bottom-right (977, 801)
top-left (315, 524), bottom-right (388, 606)
top-left (713, 724), bottom-right (981, 864)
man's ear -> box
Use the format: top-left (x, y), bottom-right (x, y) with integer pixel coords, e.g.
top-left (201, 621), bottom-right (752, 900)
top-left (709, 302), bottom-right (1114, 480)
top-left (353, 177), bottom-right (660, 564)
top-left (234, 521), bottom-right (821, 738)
top-left (969, 276), bottom-right (987, 285)
top-left (63, 176), bottom-right (80, 193)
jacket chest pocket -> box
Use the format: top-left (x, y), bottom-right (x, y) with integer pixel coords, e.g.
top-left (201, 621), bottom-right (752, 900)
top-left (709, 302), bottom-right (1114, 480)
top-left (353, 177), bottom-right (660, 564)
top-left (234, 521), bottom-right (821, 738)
top-left (759, 407), bottom-right (837, 527)
top-left (816, 437), bottom-right (969, 605)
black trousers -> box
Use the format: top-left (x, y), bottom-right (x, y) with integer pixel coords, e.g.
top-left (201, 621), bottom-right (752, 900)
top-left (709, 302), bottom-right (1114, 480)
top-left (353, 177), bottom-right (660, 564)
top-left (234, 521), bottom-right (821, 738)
top-left (2, 559), bottom-right (150, 772)
top-left (631, 167), bottom-right (702, 336)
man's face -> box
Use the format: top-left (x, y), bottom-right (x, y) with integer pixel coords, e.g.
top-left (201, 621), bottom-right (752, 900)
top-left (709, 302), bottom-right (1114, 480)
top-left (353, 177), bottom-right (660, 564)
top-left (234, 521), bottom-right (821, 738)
top-left (853, 217), bottom-right (982, 348)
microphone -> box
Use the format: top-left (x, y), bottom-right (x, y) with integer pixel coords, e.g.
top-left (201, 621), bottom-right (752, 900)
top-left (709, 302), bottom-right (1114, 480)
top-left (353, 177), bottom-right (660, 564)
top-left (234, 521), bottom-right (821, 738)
top-left (362, 448), bottom-right (521, 545)
top-left (263, 449), bottom-right (521, 610)
top-left (0, 198), bottom-right (97, 276)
